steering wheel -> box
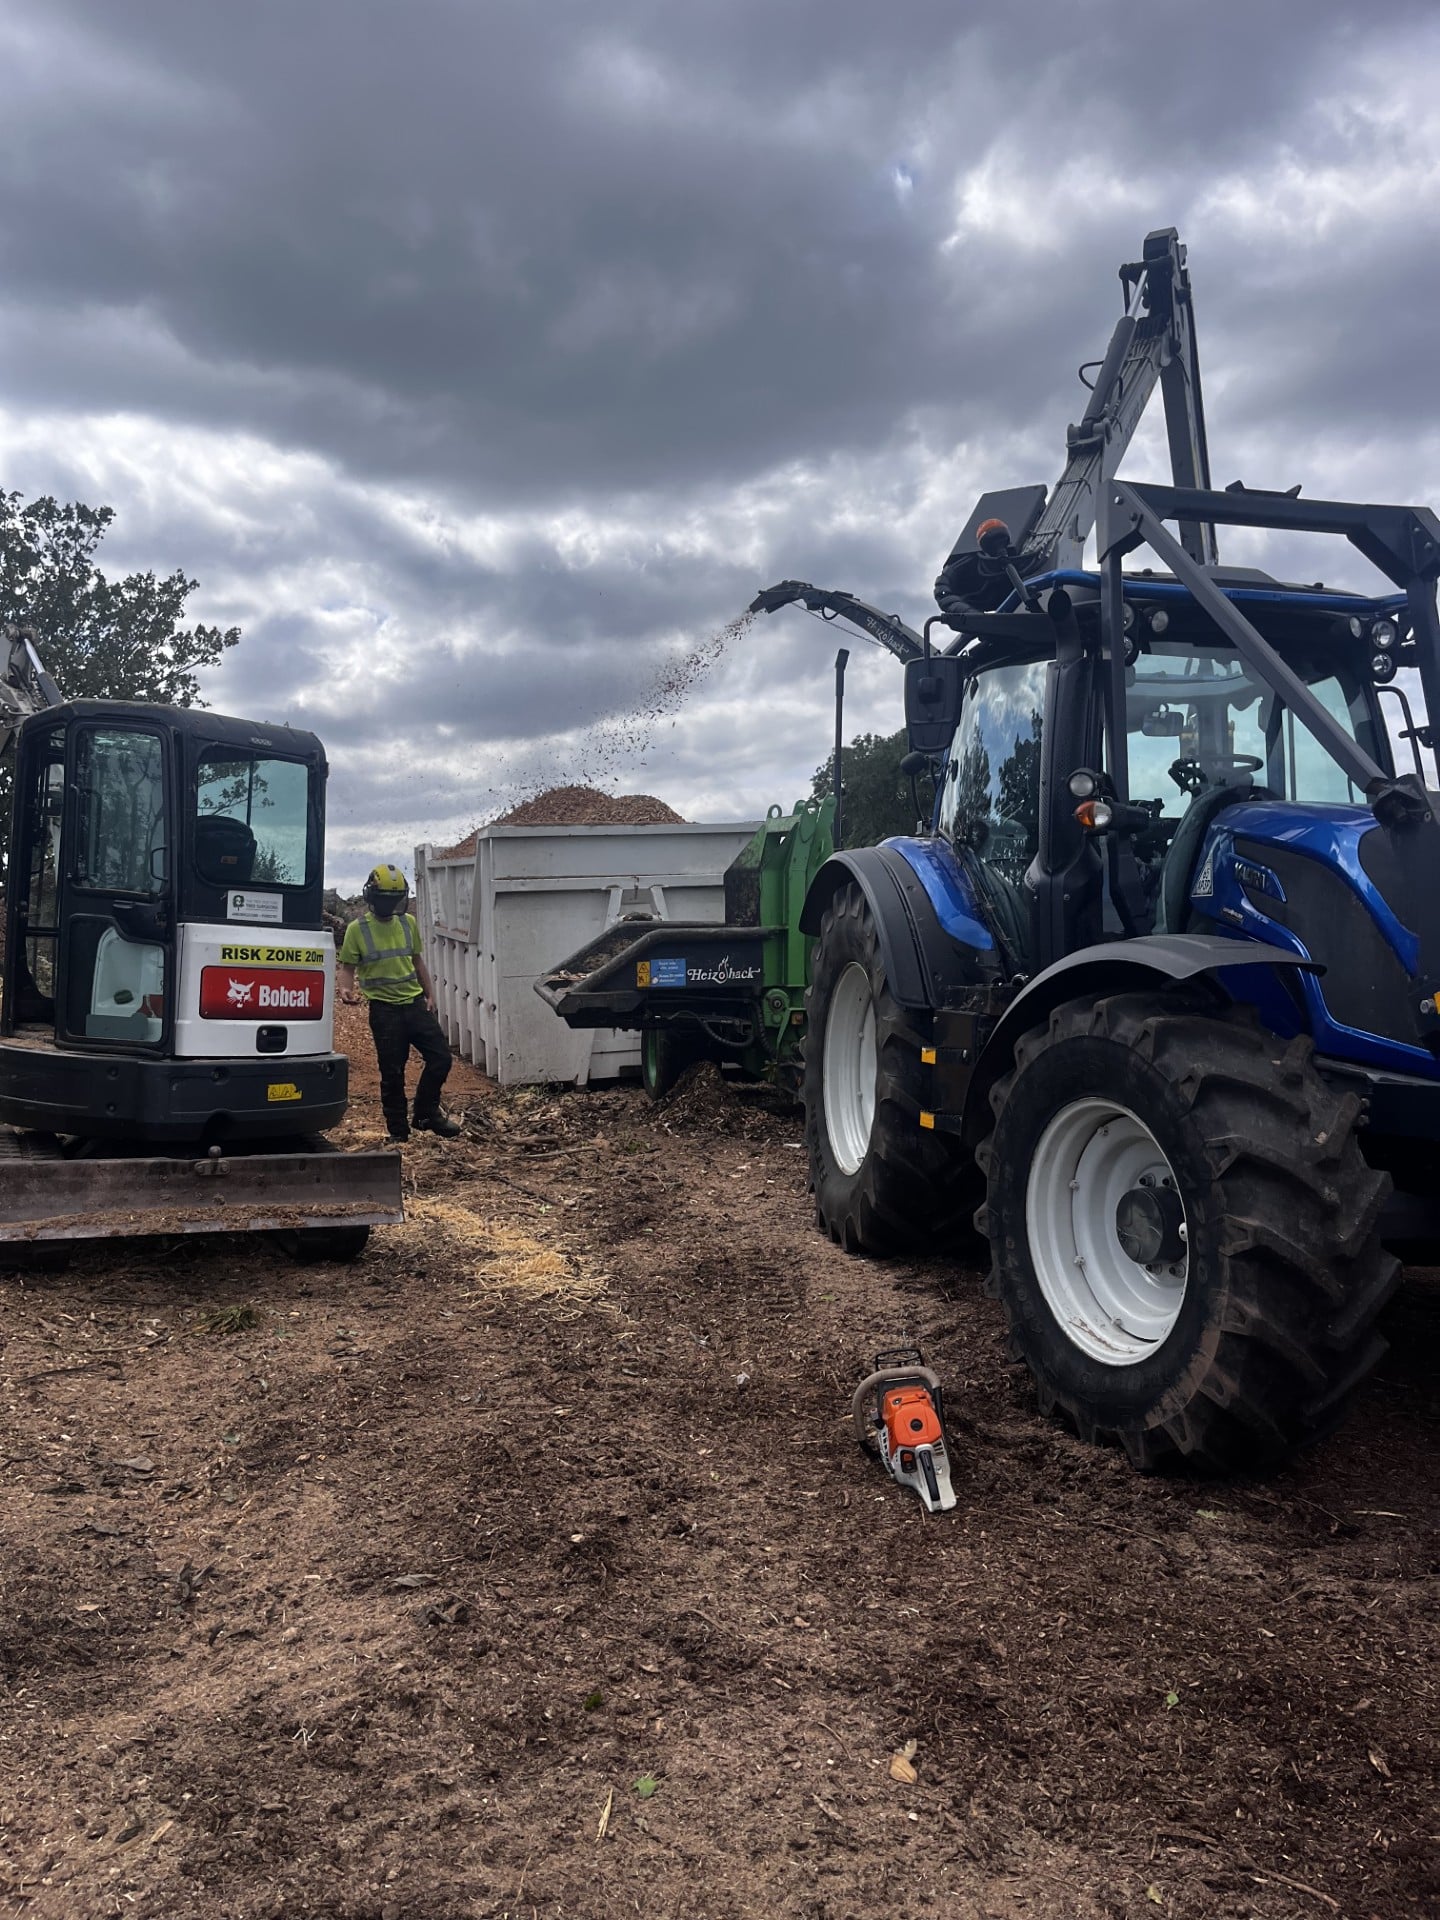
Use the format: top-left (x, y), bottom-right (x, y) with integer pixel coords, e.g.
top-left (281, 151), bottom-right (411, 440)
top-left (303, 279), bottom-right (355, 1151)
top-left (1168, 753), bottom-right (1263, 798)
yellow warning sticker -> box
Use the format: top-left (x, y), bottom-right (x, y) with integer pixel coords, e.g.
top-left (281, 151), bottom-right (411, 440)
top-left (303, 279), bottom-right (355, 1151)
top-left (266, 1082), bottom-right (302, 1103)
top-left (221, 945), bottom-right (325, 966)
top-left (636, 961), bottom-right (651, 987)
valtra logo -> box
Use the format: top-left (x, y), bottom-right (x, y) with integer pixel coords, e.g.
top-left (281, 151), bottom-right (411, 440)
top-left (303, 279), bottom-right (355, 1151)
top-left (200, 966), bottom-right (325, 1021)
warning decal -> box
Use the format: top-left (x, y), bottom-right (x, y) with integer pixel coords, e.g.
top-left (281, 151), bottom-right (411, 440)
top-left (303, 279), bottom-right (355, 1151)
top-left (219, 944), bottom-right (325, 966)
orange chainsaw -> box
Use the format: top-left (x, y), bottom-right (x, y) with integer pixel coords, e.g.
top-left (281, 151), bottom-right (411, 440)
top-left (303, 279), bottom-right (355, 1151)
top-left (851, 1348), bottom-right (956, 1513)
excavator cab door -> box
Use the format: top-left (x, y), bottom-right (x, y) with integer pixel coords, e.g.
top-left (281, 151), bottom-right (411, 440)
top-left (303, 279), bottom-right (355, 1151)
top-left (55, 721), bottom-right (173, 1051)
top-left (3, 715), bottom-right (175, 1051)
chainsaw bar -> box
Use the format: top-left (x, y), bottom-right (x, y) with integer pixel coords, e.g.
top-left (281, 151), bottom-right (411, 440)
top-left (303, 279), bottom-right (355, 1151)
top-left (851, 1346), bottom-right (956, 1513)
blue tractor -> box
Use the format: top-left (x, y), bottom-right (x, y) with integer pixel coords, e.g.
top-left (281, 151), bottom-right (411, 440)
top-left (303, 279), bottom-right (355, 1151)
top-left (755, 230), bottom-right (1440, 1471)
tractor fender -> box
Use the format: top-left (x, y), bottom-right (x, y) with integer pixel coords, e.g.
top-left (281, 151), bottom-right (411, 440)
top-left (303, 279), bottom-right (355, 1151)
top-left (799, 847), bottom-right (995, 1010)
top-left (961, 933), bottom-right (1318, 1141)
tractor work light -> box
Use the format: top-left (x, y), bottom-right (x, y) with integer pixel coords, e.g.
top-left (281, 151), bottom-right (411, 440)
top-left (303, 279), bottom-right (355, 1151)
top-left (1148, 609), bottom-right (1170, 635)
top-left (1371, 651), bottom-right (1398, 684)
top-left (1349, 615), bottom-right (1365, 638)
top-left (1068, 769), bottom-right (1100, 799)
top-left (1371, 618), bottom-right (1398, 651)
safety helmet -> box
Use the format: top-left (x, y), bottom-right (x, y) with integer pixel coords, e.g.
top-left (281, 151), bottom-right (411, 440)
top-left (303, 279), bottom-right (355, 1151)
top-left (363, 862), bottom-right (410, 919)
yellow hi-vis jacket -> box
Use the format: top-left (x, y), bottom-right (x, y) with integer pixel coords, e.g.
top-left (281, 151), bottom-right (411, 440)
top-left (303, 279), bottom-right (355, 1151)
top-left (338, 911), bottom-right (424, 1005)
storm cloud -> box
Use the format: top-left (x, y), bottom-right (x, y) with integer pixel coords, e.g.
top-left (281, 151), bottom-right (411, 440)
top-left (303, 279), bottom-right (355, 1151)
top-left (2, 0), bottom-right (1437, 883)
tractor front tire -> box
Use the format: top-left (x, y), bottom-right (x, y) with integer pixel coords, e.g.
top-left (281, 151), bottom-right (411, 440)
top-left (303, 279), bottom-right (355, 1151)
top-left (978, 991), bottom-right (1399, 1471)
top-left (804, 883), bottom-right (971, 1255)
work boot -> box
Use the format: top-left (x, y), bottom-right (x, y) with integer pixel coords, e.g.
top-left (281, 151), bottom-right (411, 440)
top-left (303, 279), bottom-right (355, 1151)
top-left (413, 1110), bottom-right (463, 1138)
top-left (387, 1125), bottom-right (410, 1143)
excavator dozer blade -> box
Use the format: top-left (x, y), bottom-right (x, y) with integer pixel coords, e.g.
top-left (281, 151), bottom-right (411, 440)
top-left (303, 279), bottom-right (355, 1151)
top-left (0, 1144), bottom-right (403, 1242)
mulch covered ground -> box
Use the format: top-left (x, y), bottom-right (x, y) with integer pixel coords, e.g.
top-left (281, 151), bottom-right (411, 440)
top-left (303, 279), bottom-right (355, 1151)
top-left (0, 1007), bottom-right (1436, 1919)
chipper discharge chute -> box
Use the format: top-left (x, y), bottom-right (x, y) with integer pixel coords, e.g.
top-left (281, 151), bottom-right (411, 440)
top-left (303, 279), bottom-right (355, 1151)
top-left (0, 621), bottom-right (401, 1257)
top-left (535, 796), bottom-right (834, 1097)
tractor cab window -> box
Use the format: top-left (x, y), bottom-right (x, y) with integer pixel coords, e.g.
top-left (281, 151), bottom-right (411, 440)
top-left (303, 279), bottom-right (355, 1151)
top-left (194, 751), bottom-right (313, 890)
top-left (1122, 640), bottom-right (1381, 931)
top-left (1124, 643), bottom-right (1377, 812)
top-left (938, 657), bottom-right (1046, 959)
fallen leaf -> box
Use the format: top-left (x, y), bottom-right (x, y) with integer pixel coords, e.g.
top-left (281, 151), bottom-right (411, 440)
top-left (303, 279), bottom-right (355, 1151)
top-left (596, 1788), bottom-right (613, 1842)
top-left (1368, 1748), bottom-right (1392, 1779)
top-left (633, 1774), bottom-right (657, 1799)
top-left (889, 1745), bottom-right (918, 1785)
top-left (1164, 1691), bottom-right (1180, 1710)
top-left (118, 1457), bottom-right (155, 1475)
top-left (390, 1573), bottom-right (437, 1590)
top-left (1146, 1887), bottom-right (1164, 1906)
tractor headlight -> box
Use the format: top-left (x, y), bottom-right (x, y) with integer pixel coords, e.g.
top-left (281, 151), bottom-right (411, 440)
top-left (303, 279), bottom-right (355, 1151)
top-left (1348, 616), bottom-right (1365, 639)
top-left (1148, 609), bottom-right (1169, 635)
top-left (1371, 618), bottom-right (1398, 651)
top-left (1068, 769), bottom-right (1100, 800)
top-left (1371, 651), bottom-right (1398, 684)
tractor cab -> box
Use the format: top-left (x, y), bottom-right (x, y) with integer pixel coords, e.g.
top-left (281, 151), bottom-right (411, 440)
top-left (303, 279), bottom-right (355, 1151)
top-left (0, 701), bottom-right (347, 1142)
top-left (925, 572), bottom-right (1422, 980)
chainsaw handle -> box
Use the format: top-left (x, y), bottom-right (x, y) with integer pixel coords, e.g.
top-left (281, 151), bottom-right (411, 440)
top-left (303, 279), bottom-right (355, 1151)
top-left (851, 1364), bottom-right (945, 1450)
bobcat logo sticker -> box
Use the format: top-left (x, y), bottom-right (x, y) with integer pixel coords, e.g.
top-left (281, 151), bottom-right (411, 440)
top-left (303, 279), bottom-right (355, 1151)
top-left (226, 977), bottom-right (256, 1009)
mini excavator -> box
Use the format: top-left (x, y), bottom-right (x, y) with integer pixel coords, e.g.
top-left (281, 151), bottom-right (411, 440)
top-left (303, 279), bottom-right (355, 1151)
top-left (0, 622), bottom-right (401, 1259)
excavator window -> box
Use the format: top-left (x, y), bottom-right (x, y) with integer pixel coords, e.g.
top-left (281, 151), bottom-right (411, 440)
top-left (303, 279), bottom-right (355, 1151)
top-left (195, 751), bottom-right (313, 889)
top-left (74, 728), bottom-right (166, 896)
top-left (13, 724), bottom-right (65, 1026)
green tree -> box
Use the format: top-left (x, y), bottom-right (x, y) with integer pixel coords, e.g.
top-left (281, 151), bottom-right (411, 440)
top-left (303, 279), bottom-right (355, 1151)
top-left (0, 490), bottom-right (240, 862)
top-left (811, 726), bottom-right (920, 847)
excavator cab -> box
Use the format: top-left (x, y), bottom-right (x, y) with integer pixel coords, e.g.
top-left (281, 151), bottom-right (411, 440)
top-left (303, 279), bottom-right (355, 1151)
top-left (1, 701), bottom-right (349, 1144)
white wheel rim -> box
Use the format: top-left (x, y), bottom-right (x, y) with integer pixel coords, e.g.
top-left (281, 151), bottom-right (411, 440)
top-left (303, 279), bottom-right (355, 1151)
top-left (1024, 1098), bottom-right (1189, 1366)
top-left (822, 962), bottom-right (877, 1176)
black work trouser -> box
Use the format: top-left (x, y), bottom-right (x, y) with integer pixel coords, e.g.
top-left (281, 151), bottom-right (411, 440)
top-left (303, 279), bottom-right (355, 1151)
top-left (367, 997), bottom-right (452, 1136)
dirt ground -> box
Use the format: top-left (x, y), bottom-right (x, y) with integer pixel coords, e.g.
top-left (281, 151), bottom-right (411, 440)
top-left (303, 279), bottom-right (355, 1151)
top-left (1, 1004), bottom-right (1437, 1920)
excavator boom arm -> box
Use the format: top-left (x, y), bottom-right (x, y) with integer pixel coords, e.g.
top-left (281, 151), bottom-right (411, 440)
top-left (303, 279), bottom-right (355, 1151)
top-left (0, 623), bottom-right (62, 757)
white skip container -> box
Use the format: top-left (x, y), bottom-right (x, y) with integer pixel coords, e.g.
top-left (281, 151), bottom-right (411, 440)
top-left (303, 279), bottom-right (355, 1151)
top-left (413, 820), bottom-right (759, 1086)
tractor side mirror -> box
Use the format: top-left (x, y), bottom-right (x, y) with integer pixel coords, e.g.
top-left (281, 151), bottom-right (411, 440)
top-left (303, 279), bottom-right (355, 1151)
top-left (904, 655), bottom-right (965, 754)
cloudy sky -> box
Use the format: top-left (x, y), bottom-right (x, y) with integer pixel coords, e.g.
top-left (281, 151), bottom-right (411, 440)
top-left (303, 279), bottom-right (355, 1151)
top-left (2, 0), bottom-right (1438, 888)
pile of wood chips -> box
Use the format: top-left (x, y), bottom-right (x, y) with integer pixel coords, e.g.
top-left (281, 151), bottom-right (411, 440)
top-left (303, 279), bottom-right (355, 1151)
top-left (438, 785), bottom-right (683, 857)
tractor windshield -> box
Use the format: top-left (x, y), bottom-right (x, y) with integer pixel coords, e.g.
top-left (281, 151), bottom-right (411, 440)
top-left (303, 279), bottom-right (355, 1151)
top-left (1124, 641), bottom-right (1383, 813)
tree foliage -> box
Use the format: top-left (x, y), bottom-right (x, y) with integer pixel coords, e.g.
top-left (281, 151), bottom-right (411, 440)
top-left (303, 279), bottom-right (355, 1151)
top-left (0, 490), bottom-right (240, 861)
top-left (811, 726), bottom-right (920, 847)
top-left (1, 492), bottom-right (239, 704)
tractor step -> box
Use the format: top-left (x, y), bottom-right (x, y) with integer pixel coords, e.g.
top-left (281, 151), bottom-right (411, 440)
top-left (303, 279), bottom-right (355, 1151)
top-left (0, 1135), bottom-right (403, 1242)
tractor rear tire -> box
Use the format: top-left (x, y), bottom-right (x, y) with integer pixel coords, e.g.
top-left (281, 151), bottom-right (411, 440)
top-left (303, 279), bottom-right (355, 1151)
top-left (978, 991), bottom-right (1399, 1471)
top-left (804, 883), bottom-right (973, 1255)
